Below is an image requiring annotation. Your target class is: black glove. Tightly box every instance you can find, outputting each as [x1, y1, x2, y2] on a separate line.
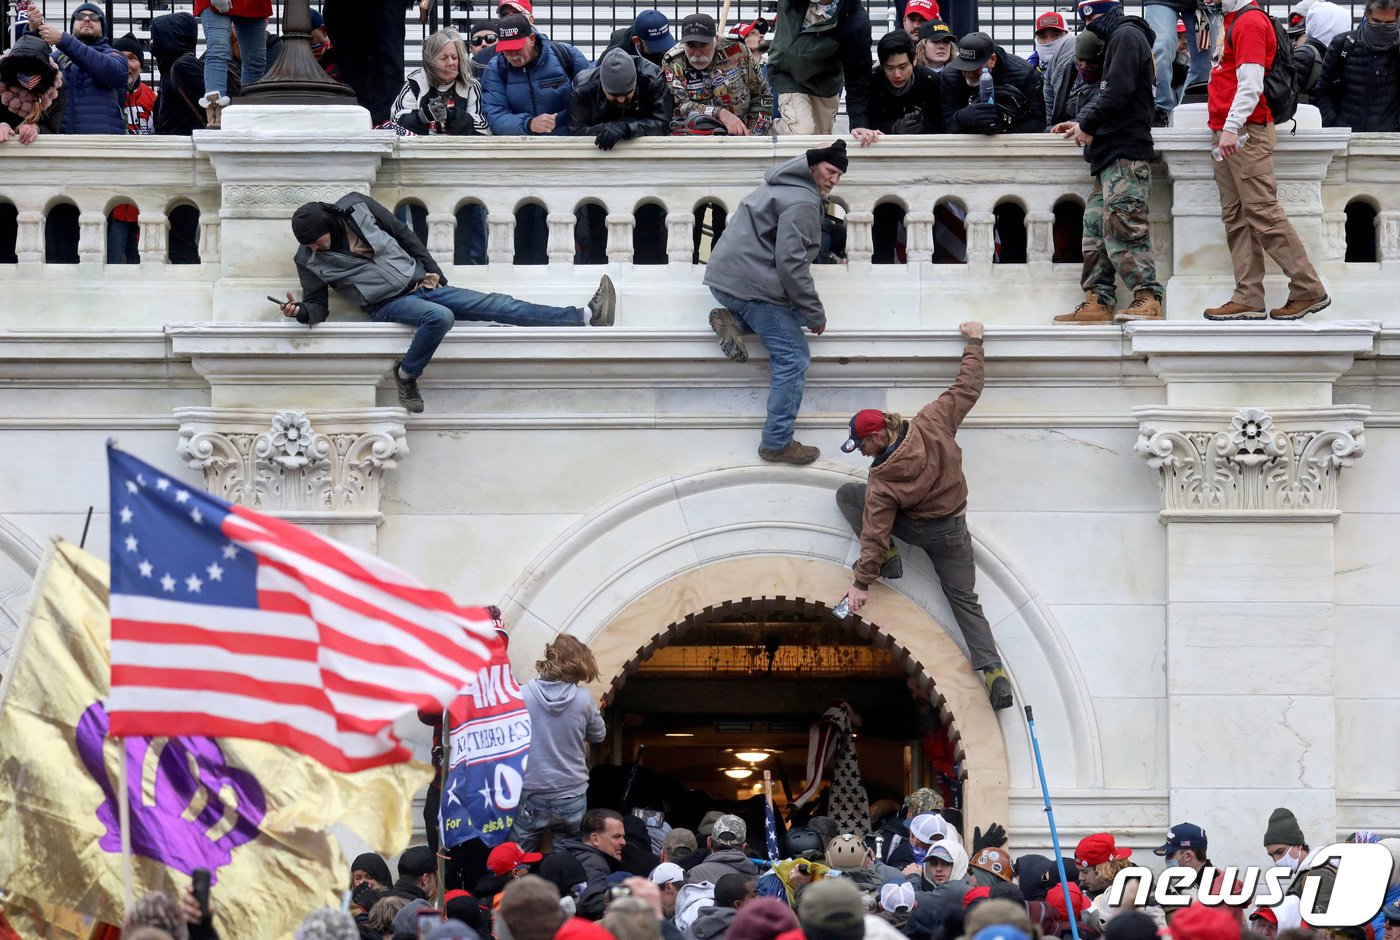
[959, 101, 1004, 135]
[891, 108, 925, 134]
[973, 822, 1008, 851]
[424, 96, 449, 130]
[594, 124, 628, 151]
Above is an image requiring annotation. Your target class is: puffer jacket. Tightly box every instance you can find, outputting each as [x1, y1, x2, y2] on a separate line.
[1316, 29, 1400, 131]
[150, 13, 207, 135]
[567, 55, 673, 138]
[767, 0, 871, 118]
[53, 4, 127, 134]
[941, 45, 1044, 133]
[560, 839, 619, 921]
[481, 32, 590, 135]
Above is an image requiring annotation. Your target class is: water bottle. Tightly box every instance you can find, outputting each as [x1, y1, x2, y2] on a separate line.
[832, 597, 851, 620]
[1211, 131, 1250, 162]
[977, 67, 995, 105]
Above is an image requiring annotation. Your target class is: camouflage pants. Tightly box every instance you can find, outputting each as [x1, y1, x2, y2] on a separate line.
[1081, 158, 1163, 304]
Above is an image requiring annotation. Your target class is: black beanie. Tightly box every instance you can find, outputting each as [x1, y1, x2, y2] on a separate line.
[291, 202, 337, 245]
[806, 139, 849, 173]
[113, 33, 145, 69]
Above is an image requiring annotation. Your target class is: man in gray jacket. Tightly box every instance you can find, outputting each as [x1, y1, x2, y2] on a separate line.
[703, 140, 848, 465]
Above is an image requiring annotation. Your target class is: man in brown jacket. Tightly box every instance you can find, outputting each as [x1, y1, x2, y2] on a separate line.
[834, 320, 1012, 710]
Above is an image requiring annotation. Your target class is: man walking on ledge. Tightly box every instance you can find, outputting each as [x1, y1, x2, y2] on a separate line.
[834, 320, 1013, 710]
[282, 192, 616, 414]
[704, 140, 848, 466]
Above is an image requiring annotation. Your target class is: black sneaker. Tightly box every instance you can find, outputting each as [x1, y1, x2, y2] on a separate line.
[395, 366, 424, 414]
[981, 666, 1013, 710]
[588, 275, 616, 326]
[1153, 107, 1170, 128]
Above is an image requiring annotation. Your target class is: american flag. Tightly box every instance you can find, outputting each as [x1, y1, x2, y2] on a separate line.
[105, 445, 503, 773]
[763, 773, 780, 863]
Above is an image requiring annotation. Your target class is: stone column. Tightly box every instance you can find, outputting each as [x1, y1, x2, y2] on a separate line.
[1129, 321, 1376, 867]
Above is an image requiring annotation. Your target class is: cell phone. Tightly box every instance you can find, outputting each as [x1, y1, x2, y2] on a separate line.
[267, 295, 290, 307]
[191, 868, 210, 920]
[631, 807, 665, 828]
[416, 908, 442, 940]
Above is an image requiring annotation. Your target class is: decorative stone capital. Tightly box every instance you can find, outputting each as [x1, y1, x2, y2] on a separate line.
[174, 407, 408, 524]
[1134, 405, 1368, 521]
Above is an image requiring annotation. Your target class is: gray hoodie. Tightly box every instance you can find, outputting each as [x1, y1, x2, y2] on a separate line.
[703, 155, 827, 330]
[686, 905, 739, 940]
[522, 679, 606, 798]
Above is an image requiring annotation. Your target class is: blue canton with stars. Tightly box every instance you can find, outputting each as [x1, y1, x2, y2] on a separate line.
[108, 447, 260, 608]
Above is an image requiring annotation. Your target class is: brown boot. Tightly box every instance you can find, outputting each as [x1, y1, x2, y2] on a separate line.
[1053, 293, 1115, 324]
[758, 441, 820, 465]
[1269, 294, 1331, 320]
[1115, 290, 1163, 322]
[1203, 300, 1266, 321]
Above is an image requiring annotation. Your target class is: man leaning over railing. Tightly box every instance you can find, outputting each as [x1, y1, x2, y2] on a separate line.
[568, 48, 673, 151]
[661, 13, 774, 136]
[481, 13, 589, 137]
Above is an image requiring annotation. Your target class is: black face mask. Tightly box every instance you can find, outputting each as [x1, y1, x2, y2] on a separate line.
[1360, 16, 1400, 50]
[1085, 5, 1123, 40]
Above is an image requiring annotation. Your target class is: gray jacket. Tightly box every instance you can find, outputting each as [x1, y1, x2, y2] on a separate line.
[685, 850, 759, 886]
[703, 155, 827, 329]
[521, 679, 606, 799]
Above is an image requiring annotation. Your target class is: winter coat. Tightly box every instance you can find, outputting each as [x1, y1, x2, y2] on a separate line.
[150, 13, 207, 135]
[392, 66, 490, 135]
[1316, 29, 1400, 131]
[767, 0, 871, 116]
[1293, 35, 1327, 98]
[54, 5, 127, 134]
[702, 154, 827, 328]
[561, 839, 620, 921]
[687, 906, 738, 940]
[567, 55, 673, 138]
[941, 47, 1044, 134]
[662, 37, 774, 133]
[864, 64, 943, 133]
[852, 341, 983, 587]
[1075, 10, 1158, 175]
[481, 33, 590, 135]
[686, 850, 760, 886]
[0, 46, 66, 135]
[1044, 43, 1099, 127]
[521, 679, 606, 798]
[193, 0, 271, 21]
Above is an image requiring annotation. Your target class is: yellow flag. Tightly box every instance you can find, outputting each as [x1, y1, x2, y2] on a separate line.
[0, 540, 432, 936]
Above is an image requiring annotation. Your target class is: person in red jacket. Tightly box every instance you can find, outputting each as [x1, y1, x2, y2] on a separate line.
[114, 34, 155, 134]
[194, 0, 269, 126]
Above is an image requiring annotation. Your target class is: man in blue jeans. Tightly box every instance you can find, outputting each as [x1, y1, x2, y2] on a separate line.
[283, 193, 616, 413]
[703, 140, 847, 465]
[1142, 0, 1214, 124]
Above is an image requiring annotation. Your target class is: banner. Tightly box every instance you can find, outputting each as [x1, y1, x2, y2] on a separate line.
[0, 540, 432, 937]
[441, 641, 530, 849]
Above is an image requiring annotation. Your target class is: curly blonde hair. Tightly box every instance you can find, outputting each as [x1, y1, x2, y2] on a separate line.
[536, 635, 600, 684]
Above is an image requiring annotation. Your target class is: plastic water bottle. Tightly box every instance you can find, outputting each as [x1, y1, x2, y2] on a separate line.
[1212, 131, 1249, 162]
[977, 67, 995, 104]
[831, 597, 851, 620]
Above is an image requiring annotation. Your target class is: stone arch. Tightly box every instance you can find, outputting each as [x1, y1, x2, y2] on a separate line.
[500, 465, 1103, 831]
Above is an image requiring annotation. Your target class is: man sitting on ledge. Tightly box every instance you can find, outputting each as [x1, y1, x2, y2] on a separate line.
[281, 193, 616, 414]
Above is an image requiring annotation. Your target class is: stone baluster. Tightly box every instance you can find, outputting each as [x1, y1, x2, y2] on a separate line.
[426, 212, 456, 261]
[845, 210, 874, 262]
[606, 213, 634, 264]
[1025, 210, 1054, 263]
[139, 212, 169, 265]
[1321, 211, 1347, 262]
[78, 211, 106, 265]
[1151, 219, 1172, 270]
[199, 212, 221, 263]
[966, 211, 997, 263]
[547, 211, 576, 264]
[1377, 209, 1400, 263]
[16, 210, 43, 264]
[905, 210, 935, 260]
[666, 211, 694, 265]
[487, 211, 515, 265]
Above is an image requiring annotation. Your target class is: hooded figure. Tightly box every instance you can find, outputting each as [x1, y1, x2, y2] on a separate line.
[1316, 2, 1400, 131]
[0, 34, 65, 140]
[50, 2, 127, 134]
[149, 13, 206, 135]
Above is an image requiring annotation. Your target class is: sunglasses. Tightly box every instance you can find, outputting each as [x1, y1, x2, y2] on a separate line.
[471, 33, 497, 46]
[73, 12, 103, 21]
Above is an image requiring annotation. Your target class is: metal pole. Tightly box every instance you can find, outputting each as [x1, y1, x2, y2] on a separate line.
[1025, 705, 1080, 940]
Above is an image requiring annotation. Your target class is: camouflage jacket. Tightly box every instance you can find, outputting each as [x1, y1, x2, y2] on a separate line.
[661, 37, 775, 133]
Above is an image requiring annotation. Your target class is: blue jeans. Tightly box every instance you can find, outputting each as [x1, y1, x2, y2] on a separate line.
[198, 8, 267, 93]
[107, 218, 139, 264]
[1144, 3, 1212, 113]
[374, 285, 584, 378]
[710, 288, 811, 451]
[511, 791, 587, 853]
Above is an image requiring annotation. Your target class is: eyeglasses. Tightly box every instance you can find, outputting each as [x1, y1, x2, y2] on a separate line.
[471, 34, 497, 46]
[73, 12, 102, 21]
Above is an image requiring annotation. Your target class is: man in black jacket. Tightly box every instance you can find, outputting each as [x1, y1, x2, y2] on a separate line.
[852, 30, 943, 144]
[568, 48, 673, 150]
[941, 33, 1045, 134]
[281, 193, 616, 413]
[562, 809, 626, 920]
[603, 9, 677, 66]
[1051, 0, 1164, 324]
[1316, 0, 1400, 131]
[149, 13, 205, 136]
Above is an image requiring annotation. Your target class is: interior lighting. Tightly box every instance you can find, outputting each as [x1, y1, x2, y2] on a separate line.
[722, 767, 755, 779]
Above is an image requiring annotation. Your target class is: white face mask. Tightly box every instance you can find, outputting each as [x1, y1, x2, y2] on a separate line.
[1271, 848, 1302, 874]
[1035, 33, 1072, 63]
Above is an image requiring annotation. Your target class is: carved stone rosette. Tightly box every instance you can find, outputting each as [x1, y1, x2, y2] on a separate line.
[1134, 406, 1368, 518]
[175, 407, 407, 518]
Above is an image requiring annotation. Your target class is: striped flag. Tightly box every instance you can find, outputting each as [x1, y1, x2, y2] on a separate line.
[763, 771, 780, 863]
[105, 445, 503, 772]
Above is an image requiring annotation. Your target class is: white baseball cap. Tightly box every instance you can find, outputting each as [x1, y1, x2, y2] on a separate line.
[650, 862, 685, 885]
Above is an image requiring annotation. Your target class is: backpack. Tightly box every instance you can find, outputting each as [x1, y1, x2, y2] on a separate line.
[549, 39, 579, 80]
[1225, 5, 1299, 123]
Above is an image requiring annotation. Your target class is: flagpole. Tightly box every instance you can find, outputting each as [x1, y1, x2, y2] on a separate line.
[117, 736, 134, 912]
[437, 706, 449, 912]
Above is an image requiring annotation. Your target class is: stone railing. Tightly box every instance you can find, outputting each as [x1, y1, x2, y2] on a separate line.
[3, 104, 1400, 327]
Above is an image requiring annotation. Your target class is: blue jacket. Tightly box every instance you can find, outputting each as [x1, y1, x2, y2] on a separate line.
[53, 5, 127, 134]
[481, 33, 590, 135]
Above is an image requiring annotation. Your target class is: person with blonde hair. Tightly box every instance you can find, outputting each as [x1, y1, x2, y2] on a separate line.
[392, 28, 489, 135]
[511, 635, 606, 852]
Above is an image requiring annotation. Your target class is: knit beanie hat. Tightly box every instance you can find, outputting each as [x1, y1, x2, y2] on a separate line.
[1264, 808, 1306, 846]
[1074, 30, 1104, 61]
[291, 202, 338, 245]
[806, 139, 849, 172]
[599, 48, 638, 94]
[353, 852, 394, 888]
[730, 898, 801, 940]
[113, 33, 145, 68]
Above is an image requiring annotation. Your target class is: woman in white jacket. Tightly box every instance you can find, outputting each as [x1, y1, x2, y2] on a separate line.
[391, 28, 490, 135]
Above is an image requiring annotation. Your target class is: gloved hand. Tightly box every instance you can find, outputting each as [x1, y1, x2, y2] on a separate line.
[425, 97, 448, 130]
[594, 124, 628, 151]
[959, 101, 1003, 135]
[973, 823, 1008, 851]
[891, 108, 925, 134]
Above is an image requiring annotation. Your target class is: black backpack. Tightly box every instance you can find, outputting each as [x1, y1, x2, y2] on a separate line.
[1225, 5, 1299, 124]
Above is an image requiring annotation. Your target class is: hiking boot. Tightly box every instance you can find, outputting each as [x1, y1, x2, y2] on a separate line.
[981, 666, 1014, 711]
[880, 551, 904, 581]
[1269, 294, 1331, 321]
[758, 441, 819, 465]
[587, 274, 616, 326]
[1203, 300, 1266, 321]
[1115, 291, 1163, 322]
[1053, 293, 1115, 324]
[710, 308, 749, 363]
[394, 365, 424, 414]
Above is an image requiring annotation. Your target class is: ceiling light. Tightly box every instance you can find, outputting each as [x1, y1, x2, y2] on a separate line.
[734, 751, 772, 763]
[723, 767, 754, 779]
[664, 733, 695, 738]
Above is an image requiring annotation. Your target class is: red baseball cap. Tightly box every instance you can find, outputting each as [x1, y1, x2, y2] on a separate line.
[497, 0, 533, 17]
[487, 841, 542, 876]
[905, 0, 940, 19]
[1171, 903, 1239, 940]
[841, 409, 886, 453]
[1046, 883, 1089, 920]
[1250, 908, 1279, 926]
[1034, 10, 1067, 31]
[1075, 833, 1132, 868]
